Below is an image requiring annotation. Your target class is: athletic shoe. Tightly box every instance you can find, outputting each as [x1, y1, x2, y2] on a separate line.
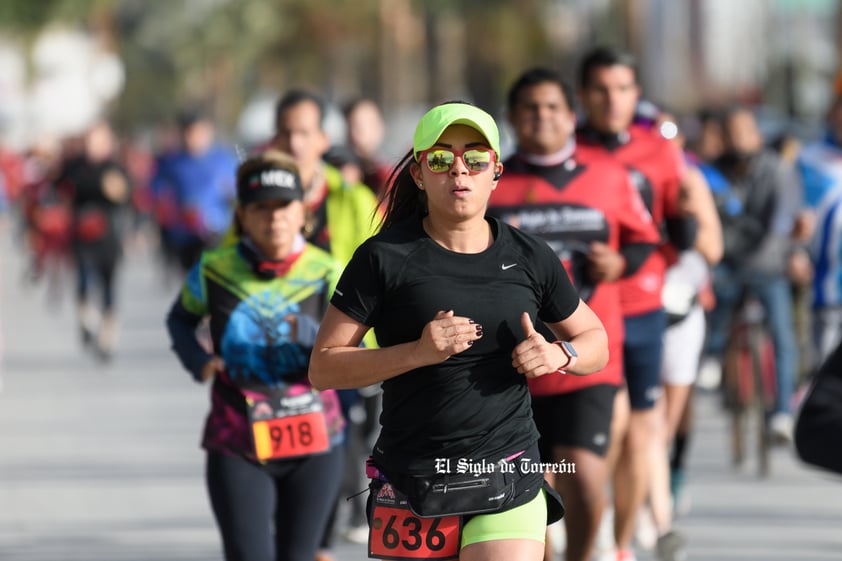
[634, 506, 657, 551]
[78, 303, 99, 348]
[80, 325, 94, 347]
[615, 548, 637, 561]
[95, 316, 119, 363]
[593, 506, 615, 558]
[696, 356, 722, 390]
[769, 412, 794, 444]
[656, 530, 687, 561]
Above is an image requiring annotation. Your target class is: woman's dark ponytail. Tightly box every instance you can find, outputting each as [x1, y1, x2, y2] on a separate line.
[377, 149, 426, 231]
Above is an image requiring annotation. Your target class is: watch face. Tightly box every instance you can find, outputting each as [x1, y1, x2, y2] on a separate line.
[561, 341, 578, 358]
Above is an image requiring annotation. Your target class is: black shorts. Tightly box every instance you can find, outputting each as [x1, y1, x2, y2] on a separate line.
[531, 384, 618, 458]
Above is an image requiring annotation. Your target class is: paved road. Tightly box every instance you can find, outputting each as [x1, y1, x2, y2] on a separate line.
[1, 234, 841, 561]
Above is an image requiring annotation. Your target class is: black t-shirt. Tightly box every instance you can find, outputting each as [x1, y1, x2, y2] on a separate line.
[331, 216, 579, 474]
[59, 156, 129, 252]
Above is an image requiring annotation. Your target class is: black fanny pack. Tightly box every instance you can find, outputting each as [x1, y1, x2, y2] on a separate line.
[400, 468, 515, 517]
[375, 443, 554, 519]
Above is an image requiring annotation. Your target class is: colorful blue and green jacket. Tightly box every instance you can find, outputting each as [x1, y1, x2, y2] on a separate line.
[166, 236, 345, 461]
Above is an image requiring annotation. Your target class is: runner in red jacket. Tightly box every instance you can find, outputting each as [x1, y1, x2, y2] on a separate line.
[488, 67, 659, 561]
[574, 46, 694, 561]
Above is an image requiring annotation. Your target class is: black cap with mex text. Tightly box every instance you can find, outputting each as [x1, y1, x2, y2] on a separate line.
[237, 164, 304, 205]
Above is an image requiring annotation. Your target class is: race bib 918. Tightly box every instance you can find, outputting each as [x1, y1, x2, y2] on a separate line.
[247, 389, 329, 461]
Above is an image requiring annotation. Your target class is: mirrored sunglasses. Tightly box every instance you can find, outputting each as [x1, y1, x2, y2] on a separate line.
[419, 147, 496, 174]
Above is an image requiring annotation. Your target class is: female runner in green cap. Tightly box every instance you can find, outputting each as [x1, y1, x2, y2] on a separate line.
[310, 102, 608, 561]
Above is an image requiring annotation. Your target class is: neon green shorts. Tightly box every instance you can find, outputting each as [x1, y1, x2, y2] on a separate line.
[461, 489, 547, 547]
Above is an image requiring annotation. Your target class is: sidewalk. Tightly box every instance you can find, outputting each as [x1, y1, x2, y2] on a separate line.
[1, 235, 841, 561]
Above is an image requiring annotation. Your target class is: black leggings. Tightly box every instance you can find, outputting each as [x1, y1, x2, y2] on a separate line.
[206, 447, 343, 561]
[76, 245, 119, 312]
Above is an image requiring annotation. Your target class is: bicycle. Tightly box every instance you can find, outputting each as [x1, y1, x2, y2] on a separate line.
[721, 291, 777, 477]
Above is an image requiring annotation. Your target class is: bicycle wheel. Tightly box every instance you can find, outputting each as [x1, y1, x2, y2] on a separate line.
[723, 324, 750, 467]
[749, 324, 771, 477]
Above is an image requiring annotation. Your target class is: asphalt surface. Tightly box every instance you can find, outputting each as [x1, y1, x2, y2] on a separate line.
[1, 232, 841, 561]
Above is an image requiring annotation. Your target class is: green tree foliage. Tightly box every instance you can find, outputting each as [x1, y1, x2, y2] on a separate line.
[0, 0, 65, 33]
[0, 0, 621, 136]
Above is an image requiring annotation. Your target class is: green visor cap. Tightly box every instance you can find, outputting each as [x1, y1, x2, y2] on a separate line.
[413, 103, 501, 161]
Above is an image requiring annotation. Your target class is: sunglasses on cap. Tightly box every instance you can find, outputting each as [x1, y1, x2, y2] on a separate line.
[418, 146, 496, 174]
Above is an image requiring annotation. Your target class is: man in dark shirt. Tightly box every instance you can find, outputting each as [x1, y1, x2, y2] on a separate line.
[701, 106, 800, 440]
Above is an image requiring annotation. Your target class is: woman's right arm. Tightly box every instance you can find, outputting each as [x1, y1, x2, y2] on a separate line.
[166, 298, 214, 383]
[309, 306, 483, 390]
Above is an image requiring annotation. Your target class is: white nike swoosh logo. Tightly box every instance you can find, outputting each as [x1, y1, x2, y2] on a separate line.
[501, 263, 517, 270]
[334, 289, 344, 296]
